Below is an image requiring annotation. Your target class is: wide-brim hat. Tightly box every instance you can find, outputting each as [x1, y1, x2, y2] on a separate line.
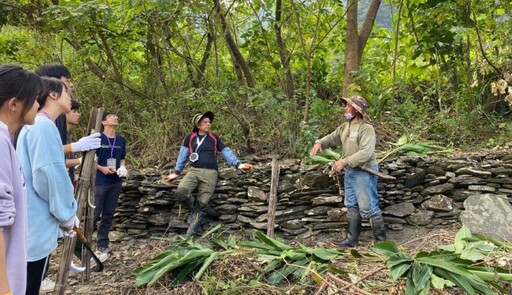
[192, 111, 214, 132]
[342, 95, 372, 120]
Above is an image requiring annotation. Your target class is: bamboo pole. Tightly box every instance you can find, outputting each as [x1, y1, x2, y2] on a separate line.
[54, 108, 103, 294]
[266, 158, 280, 238]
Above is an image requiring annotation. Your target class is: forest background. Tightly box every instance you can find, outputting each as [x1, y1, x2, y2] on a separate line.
[1, 0, 511, 167]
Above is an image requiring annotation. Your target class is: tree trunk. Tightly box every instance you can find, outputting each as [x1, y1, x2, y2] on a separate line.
[343, 0, 382, 96]
[213, 0, 255, 87]
[274, 0, 295, 98]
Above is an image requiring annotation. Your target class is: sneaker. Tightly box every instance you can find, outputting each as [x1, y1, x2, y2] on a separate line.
[40, 277, 55, 292]
[90, 252, 109, 267]
[69, 261, 86, 273]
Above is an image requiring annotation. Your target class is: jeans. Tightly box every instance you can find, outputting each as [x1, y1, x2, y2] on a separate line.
[94, 182, 122, 248]
[343, 165, 381, 219]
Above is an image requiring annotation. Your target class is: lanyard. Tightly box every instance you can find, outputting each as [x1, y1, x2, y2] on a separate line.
[195, 135, 207, 153]
[105, 134, 117, 158]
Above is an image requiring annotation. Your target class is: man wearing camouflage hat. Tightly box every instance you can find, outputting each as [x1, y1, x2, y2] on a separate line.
[310, 96, 386, 247]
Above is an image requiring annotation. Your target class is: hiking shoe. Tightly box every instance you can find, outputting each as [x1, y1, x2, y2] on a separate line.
[97, 247, 111, 254]
[40, 277, 55, 292]
[69, 261, 86, 273]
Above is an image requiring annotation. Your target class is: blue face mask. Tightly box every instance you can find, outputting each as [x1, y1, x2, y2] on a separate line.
[344, 112, 354, 120]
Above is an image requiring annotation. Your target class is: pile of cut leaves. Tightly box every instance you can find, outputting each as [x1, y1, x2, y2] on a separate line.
[134, 227, 347, 287]
[372, 225, 512, 294]
[134, 225, 512, 294]
[376, 134, 453, 161]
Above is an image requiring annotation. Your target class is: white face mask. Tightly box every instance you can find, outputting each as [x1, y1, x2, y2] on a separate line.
[344, 112, 354, 120]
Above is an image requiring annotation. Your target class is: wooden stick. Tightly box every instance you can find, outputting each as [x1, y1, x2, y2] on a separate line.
[327, 273, 374, 295]
[267, 158, 280, 238]
[54, 108, 103, 295]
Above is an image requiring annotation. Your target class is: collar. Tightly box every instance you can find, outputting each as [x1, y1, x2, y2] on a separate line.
[0, 121, 8, 131]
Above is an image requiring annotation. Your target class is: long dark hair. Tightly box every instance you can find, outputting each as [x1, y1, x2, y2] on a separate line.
[38, 76, 65, 110]
[0, 64, 42, 117]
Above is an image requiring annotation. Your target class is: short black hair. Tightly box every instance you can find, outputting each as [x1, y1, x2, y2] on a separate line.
[71, 100, 79, 110]
[102, 111, 114, 120]
[35, 63, 71, 79]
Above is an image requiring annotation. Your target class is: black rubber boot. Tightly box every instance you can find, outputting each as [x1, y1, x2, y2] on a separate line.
[334, 207, 362, 247]
[185, 211, 205, 237]
[370, 213, 387, 242]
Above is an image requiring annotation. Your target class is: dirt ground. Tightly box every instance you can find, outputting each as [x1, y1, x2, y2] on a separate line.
[39, 223, 476, 295]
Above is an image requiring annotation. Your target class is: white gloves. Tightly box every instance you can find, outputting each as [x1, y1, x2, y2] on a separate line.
[71, 132, 101, 152]
[237, 163, 254, 170]
[165, 172, 179, 182]
[117, 165, 128, 177]
[59, 216, 80, 238]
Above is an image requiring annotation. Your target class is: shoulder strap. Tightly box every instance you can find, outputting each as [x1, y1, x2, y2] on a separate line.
[188, 132, 197, 153]
[208, 132, 218, 155]
[189, 132, 218, 155]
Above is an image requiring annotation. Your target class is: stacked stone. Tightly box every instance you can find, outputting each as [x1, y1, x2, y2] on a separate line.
[111, 152, 512, 238]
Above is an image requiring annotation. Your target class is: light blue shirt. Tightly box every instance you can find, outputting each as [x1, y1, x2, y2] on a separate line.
[16, 115, 77, 261]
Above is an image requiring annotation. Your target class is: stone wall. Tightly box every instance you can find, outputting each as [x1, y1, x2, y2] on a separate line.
[113, 152, 512, 239]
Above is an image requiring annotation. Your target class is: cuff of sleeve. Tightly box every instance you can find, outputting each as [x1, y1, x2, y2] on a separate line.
[340, 159, 349, 167]
[235, 162, 241, 169]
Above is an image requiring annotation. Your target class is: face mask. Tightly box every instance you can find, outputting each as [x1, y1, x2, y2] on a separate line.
[344, 112, 354, 120]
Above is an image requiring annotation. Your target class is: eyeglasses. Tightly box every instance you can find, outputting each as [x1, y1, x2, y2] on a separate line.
[106, 114, 118, 120]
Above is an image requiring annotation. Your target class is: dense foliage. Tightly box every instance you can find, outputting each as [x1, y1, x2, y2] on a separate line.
[1, 0, 511, 166]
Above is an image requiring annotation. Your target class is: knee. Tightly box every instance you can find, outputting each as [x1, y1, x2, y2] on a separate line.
[359, 208, 373, 219]
[176, 187, 190, 199]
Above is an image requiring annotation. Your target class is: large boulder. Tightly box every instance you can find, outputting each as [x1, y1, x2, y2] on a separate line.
[460, 194, 512, 242]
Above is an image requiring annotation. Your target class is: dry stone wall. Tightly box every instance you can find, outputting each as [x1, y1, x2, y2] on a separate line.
[113, 152, 512, 239]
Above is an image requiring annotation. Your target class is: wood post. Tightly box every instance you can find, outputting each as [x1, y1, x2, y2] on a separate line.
[54, 108, 103, 294]
[267, 158, 280, 238]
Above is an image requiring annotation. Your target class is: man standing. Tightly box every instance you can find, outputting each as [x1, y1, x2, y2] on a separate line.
[165, 111, 253, 237]
[310, 96, 386, 247]
[94, 112, 127, 254]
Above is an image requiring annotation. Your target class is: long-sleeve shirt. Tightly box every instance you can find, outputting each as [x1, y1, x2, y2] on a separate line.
[16, 115, 77, 261]
[174, 132, 240, 173]
[317, 121, 377, 168]
[0, 122, 27, 295]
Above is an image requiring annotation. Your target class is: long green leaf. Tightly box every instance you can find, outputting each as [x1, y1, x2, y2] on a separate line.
[433, 268, 476, 295]
[371, 241, 401, 258]
[389, 262, 412, 282]
[430, 273, 455, 290]
[195, 252, 220, 279]
[172, 260, 200, 285]
[412, 263, 433, 291]
[254, 231, 293, 251]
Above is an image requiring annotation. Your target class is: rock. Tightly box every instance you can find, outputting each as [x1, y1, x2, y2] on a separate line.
[420, 183, 454, 196]
[311, 196, 343, 206]
[460, 194, 512, 242]
[407, 210, 434, 226]
[421, 195, 453, 212]
[247, 186, 267, 202]
[383, 202, 415, 217]
[454, 167, 492, 177]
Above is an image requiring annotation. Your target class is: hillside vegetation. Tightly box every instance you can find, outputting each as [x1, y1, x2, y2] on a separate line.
[1, 0, 511, 167]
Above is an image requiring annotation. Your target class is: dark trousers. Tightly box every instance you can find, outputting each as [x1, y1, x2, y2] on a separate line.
[26, 256, 48, 295]
[94, 182, 122, 248]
